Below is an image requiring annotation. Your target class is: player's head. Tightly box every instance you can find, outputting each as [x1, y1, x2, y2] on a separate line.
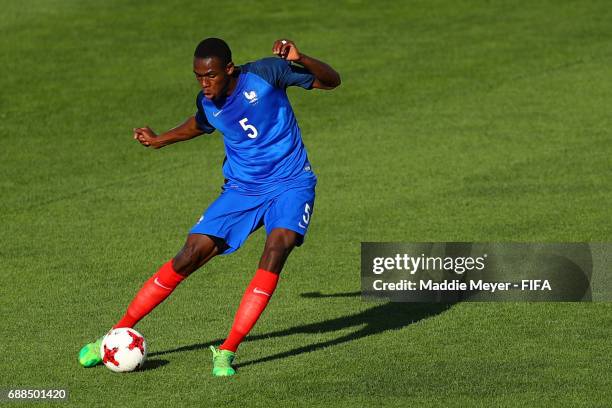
[193, 37, 235, 100]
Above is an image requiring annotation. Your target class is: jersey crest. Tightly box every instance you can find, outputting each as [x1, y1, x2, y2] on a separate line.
[243, 90, 258, 104]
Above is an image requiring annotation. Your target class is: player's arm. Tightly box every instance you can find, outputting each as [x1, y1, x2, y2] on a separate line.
[133, 116, 203, 149]
[272, 39, 341, 90]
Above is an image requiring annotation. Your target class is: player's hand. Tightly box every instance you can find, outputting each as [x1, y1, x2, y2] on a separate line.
[133, 126, 159, 148]
[272, 39, 301, 62]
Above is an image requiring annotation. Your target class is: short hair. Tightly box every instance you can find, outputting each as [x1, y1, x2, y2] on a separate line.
[194, 38, 232, 66]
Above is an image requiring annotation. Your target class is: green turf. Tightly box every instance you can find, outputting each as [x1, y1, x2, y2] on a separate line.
[1, 0, 611, 406]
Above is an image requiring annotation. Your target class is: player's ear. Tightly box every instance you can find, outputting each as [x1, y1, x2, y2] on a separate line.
[225, 62, 235, 75]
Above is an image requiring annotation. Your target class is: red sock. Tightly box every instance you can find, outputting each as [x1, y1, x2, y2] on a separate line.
[114, 260, 186, 328]
[220, 269, 279, 352]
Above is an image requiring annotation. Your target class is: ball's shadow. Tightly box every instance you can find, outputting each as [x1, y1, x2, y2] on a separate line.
[139, 359, 169, 371]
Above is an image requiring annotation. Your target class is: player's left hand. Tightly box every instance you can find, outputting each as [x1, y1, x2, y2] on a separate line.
[272, 39, 301, 62]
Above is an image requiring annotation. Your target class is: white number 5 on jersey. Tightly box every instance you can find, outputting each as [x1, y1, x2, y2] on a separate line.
[239, 117, 258, 139]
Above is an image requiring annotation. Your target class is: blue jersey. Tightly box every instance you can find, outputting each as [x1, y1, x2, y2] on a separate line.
[195, 57, 316, 193]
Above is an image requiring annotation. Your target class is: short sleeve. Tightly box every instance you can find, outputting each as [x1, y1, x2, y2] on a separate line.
[244, 57, 315, 90]
[195, 92, 216, 134]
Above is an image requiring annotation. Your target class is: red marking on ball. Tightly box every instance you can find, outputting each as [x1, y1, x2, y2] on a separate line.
[103, 345, 120, 366]
[127, 331, 145, 355]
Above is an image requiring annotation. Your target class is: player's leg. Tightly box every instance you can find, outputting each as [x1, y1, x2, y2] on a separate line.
[212, 228, 298, 376]
[81, 186, 266, 368]
[79, 234, 220, 367]
[225, 228, 299, 347]
[211, 185, 315, 376]
[258, 228, 300, 273]
[113, 233, 220, 329]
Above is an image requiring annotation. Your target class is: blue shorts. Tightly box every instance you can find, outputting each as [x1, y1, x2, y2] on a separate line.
[189, 181, 316, 255]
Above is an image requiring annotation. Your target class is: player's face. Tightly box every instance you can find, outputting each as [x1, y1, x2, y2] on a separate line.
[193, 57, 234, 100]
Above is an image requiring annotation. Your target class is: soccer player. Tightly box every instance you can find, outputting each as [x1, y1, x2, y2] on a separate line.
[78, 37, 340, 376]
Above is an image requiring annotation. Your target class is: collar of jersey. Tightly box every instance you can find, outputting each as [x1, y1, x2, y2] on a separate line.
[212, 68, 246, 109]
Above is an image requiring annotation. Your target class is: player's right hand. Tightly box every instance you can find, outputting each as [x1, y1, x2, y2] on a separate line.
[133, 126, 158, 148]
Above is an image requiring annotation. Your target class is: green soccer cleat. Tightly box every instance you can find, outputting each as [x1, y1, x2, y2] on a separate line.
[210, 346, 236, 377]
[78, 336, 105, 368]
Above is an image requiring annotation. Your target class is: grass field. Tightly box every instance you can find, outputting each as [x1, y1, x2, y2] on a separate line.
[1, 0, 611, 406]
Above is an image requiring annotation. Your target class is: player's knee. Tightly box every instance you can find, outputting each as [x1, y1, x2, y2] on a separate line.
[259, 230, 299, 273]
[173, 241, 211, 275]
[263, 237, 296, 259]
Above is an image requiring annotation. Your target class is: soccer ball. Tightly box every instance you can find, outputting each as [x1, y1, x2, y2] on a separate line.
[100, 328, 147, 372]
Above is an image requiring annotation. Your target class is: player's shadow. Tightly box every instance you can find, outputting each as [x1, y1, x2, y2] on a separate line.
[236, 292, 451, 369]
[149, 292, 453, 368]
